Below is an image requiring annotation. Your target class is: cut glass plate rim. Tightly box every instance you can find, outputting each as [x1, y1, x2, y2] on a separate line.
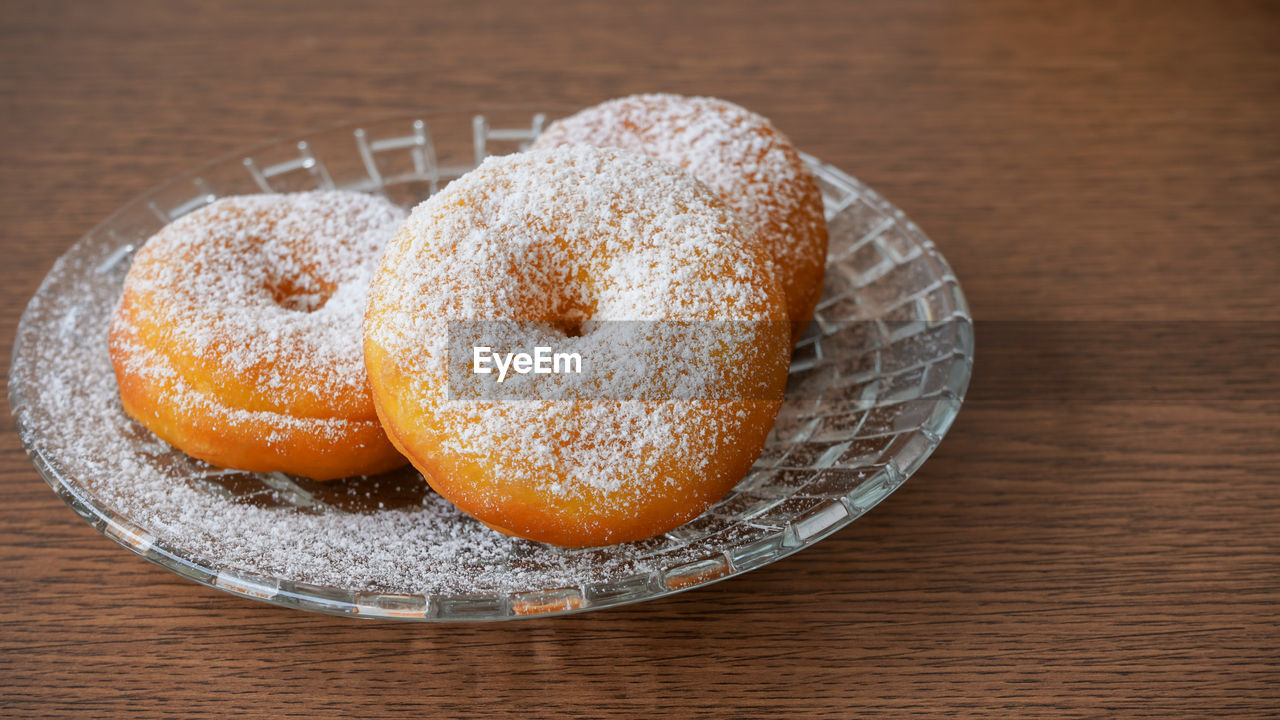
[9, 108, 974, 621]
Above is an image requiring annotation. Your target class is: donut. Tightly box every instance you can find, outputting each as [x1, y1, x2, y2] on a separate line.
[532, 94, 829, 341]
[363, 146, 791, 547]
[109, 191, 408, 481]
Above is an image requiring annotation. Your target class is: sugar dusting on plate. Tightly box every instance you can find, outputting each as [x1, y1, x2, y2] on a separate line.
[7, 116, 964, 609]
[10, 198, 769, 594]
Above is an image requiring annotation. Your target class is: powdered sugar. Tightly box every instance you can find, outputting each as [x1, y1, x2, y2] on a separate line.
[10, 170, 786, 591]
[11, 237, 766, 592]
[114, 191, 405, 419]
[533, 94, 828, 329]
[7, 110, 963, 607]
[365, 146, 789, 536]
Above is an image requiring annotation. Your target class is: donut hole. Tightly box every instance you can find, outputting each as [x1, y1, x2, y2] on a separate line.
[558, 317, 583, 338]
[518, 256, 596, 338]
[267, 277, 334, 314]
[528, 305, 589, 338]
[554, 314, 587, 339]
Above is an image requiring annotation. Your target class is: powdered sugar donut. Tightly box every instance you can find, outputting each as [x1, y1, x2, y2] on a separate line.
[364, 146, 791, 547]
[110, 191, 408, 481]
[533, 94, 829, 341]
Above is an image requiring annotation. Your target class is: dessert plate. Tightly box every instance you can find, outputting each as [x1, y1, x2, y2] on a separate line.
[9, 109, 973, 621]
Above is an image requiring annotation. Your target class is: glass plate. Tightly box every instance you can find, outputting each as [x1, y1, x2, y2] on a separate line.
[8, 109, 973, 621]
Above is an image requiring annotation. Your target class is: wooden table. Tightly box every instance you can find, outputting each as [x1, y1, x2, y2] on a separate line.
[2, 1, 1276, 717]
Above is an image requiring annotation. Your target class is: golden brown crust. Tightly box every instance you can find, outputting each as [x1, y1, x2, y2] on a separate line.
[108, 192, 407, 481]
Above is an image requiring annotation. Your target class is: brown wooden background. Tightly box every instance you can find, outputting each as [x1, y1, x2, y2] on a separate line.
[2, 1, 1277, 717]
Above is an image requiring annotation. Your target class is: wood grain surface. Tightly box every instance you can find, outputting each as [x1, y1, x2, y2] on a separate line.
[1, 1, 1277, 717]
